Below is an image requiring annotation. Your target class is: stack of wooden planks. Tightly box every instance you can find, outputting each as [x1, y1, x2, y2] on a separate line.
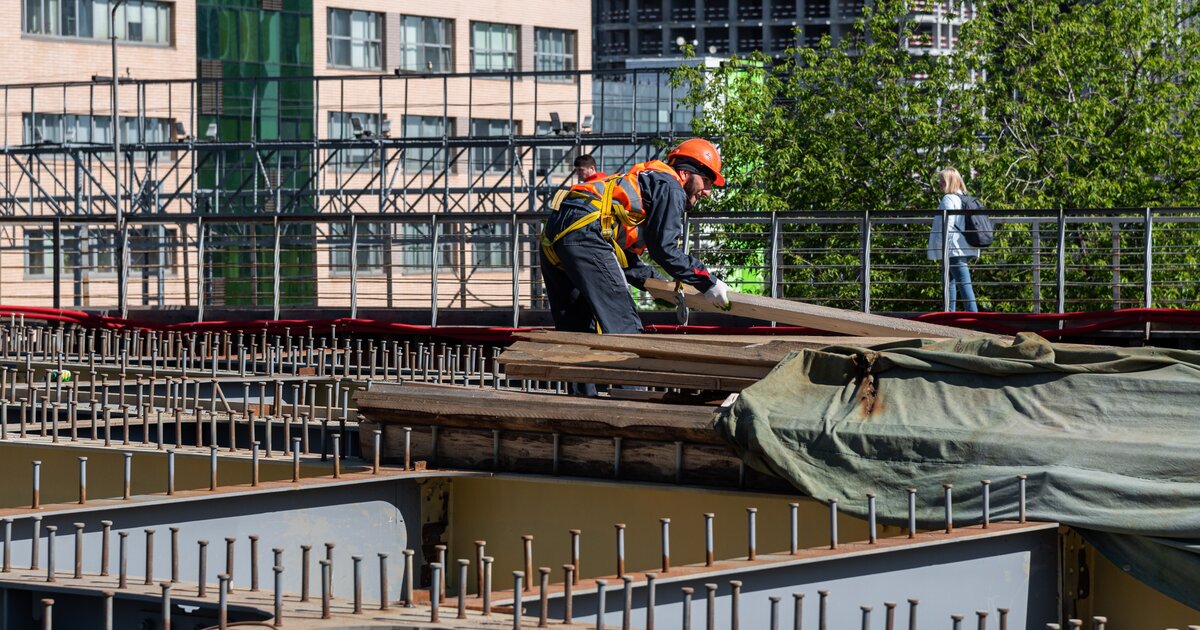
[356, 381, 791, 490]
[497, 330, 937, 393]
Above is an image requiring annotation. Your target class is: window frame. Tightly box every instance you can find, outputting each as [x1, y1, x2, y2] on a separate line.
[24, 228, 56, 279]
[326, 7, 384, 71]
[398, 15, 454, 73]
[469, 222, 513, 269]
[329, 222, 389, 276]
[534, 121, 574, 176]
[326, 111, 383, 171]
[534, 27, 577, 83]
[401, 114, 454, 174]
[470, 21, 519, 73]
[129, 226, 180, 277]
[23, 0, 171, 46]
[469, 118, 514, 174]
[22, 112, 174, 161]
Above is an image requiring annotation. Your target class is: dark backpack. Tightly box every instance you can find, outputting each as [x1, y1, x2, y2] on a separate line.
[956, 194, 994, 248]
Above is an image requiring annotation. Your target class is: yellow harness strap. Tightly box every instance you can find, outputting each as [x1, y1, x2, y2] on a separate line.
[540, 174, 629, 269]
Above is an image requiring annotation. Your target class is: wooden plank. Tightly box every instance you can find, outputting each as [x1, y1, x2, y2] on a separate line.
[355, 383, 724, 444]
[364, 421, 791, 490]
[512, 330, 788, 367]
[641, 277, 987, 339]
[641, 334, 929, 346]
[502, 361, 759, 392]
[500, 341, 771, 380]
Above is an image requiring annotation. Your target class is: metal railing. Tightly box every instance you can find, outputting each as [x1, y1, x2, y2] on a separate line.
[1, 207, 1196, 321]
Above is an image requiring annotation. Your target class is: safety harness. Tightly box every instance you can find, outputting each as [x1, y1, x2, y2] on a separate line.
[540, 161, 682, 269]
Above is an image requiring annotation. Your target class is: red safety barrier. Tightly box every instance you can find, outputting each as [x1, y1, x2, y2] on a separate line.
[916, 308, 1200, 339]
[0, 304, 1194, 343]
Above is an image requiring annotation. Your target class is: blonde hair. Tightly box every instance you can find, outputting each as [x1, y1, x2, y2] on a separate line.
[937, 168, 967, 194]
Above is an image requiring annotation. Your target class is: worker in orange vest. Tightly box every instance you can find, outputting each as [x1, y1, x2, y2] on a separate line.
[540, 138, 731, 337]
[573, 154, 607, 183]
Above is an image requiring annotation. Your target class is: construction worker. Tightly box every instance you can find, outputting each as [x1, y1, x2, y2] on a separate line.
[539, 138, 731, 338]
[573, 154, 607, 183]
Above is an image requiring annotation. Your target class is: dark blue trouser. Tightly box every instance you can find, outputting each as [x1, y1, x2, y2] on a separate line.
[540, 227, 643, 336]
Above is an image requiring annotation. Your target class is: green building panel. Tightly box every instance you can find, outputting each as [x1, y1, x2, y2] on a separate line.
[196, 0, 316, 307]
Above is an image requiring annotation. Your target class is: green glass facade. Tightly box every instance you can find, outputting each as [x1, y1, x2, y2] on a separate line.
[196, 0, 316, 306]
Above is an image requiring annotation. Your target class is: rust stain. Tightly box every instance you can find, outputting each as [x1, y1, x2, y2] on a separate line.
[851, 351, 884, 418]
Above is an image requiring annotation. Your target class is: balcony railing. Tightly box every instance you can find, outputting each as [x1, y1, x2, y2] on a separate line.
[3, 208, 1195, 321]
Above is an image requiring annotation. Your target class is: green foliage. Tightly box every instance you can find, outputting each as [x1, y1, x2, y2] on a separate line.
[675, 0, 1200, 311]
[965, 0, 1200, 208]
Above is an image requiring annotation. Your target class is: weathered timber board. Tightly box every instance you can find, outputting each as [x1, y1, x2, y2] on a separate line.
[365, 417, 787, 490]
[501, 361, 760, 391]
[642, 277, 986, 338]
[513, 330, 789, 366]
[500, 341, 772, 380]
[355, 383, 723, 444]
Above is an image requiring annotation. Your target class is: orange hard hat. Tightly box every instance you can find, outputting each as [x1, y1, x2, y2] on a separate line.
[667, 138, 725, 187]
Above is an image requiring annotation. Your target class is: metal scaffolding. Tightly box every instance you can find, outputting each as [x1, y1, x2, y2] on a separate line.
[0, 68, 695, 218]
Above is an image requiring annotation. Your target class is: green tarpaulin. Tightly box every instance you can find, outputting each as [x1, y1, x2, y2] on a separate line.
[716, 333, 1200, 609]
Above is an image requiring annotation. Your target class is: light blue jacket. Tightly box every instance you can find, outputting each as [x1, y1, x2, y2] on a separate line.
[927, 193, 980, 260]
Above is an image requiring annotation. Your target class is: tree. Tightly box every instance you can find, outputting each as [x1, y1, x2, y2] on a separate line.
[676, 0, 983, 309]
[676, 0, 1200, 311]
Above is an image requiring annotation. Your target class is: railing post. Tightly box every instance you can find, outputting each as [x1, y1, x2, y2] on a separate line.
[348, 216, 358, 320]
[941, 207, 951, 312]
[511, 213, 520, 328]
[272, 217, 282, 321]
[119, 217, 130, 318]
[430, 215, 440, 328]
[861, 209, 871, 314]
[1056, 208, 1067, 315]
[768, 212, 780, 301]
[53, 218, 62, 310]
[1143, 207, 1153, 309]
[1031, 219, 1041, 314]
[196, 216, 205, 323]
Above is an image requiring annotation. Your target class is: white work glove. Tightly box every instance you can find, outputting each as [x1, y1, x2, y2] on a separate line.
[704, 279, 732, 311]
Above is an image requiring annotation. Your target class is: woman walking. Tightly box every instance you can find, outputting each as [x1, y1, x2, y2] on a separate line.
[926, 167, 979, 312]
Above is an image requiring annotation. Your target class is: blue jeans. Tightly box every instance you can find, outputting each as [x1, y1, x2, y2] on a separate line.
[949, 256, 978, 312]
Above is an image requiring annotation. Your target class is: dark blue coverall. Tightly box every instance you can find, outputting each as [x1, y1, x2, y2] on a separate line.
[538, 168, 716, 335]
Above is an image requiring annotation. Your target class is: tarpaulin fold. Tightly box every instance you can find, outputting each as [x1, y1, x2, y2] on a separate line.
[715, 332, 1200, 609]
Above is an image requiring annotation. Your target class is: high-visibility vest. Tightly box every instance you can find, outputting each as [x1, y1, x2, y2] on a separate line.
[541, 160, 684, 269]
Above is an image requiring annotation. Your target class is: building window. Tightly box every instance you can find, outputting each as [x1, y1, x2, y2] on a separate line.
[23, 113, 172, 159]
[24, 0, 171, 45]
[330, 222, 387, 274]
[327, 112, 382, 170]
[327, 8, 383, 70]
[89, 228, 118, 273]
[399, 15, 453, 73]
[131, 227, 179, 273]
[470, 223, 512, 268]
[535, 28, 576, 82]
[25, 229, 55, 278]
[402, 115, 451, 173]
[535, 121, 572, 176]
[470, 119, 512, 174]
[471, 21, 517, 72]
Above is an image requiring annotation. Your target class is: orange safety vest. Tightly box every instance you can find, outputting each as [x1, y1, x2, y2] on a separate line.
[541, 160, 685, 269]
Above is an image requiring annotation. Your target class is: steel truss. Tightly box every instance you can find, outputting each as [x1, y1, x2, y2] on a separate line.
[0, 68, 694, 219]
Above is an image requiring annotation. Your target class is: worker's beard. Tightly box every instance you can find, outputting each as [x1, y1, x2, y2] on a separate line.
[682, 175, 706, 210]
